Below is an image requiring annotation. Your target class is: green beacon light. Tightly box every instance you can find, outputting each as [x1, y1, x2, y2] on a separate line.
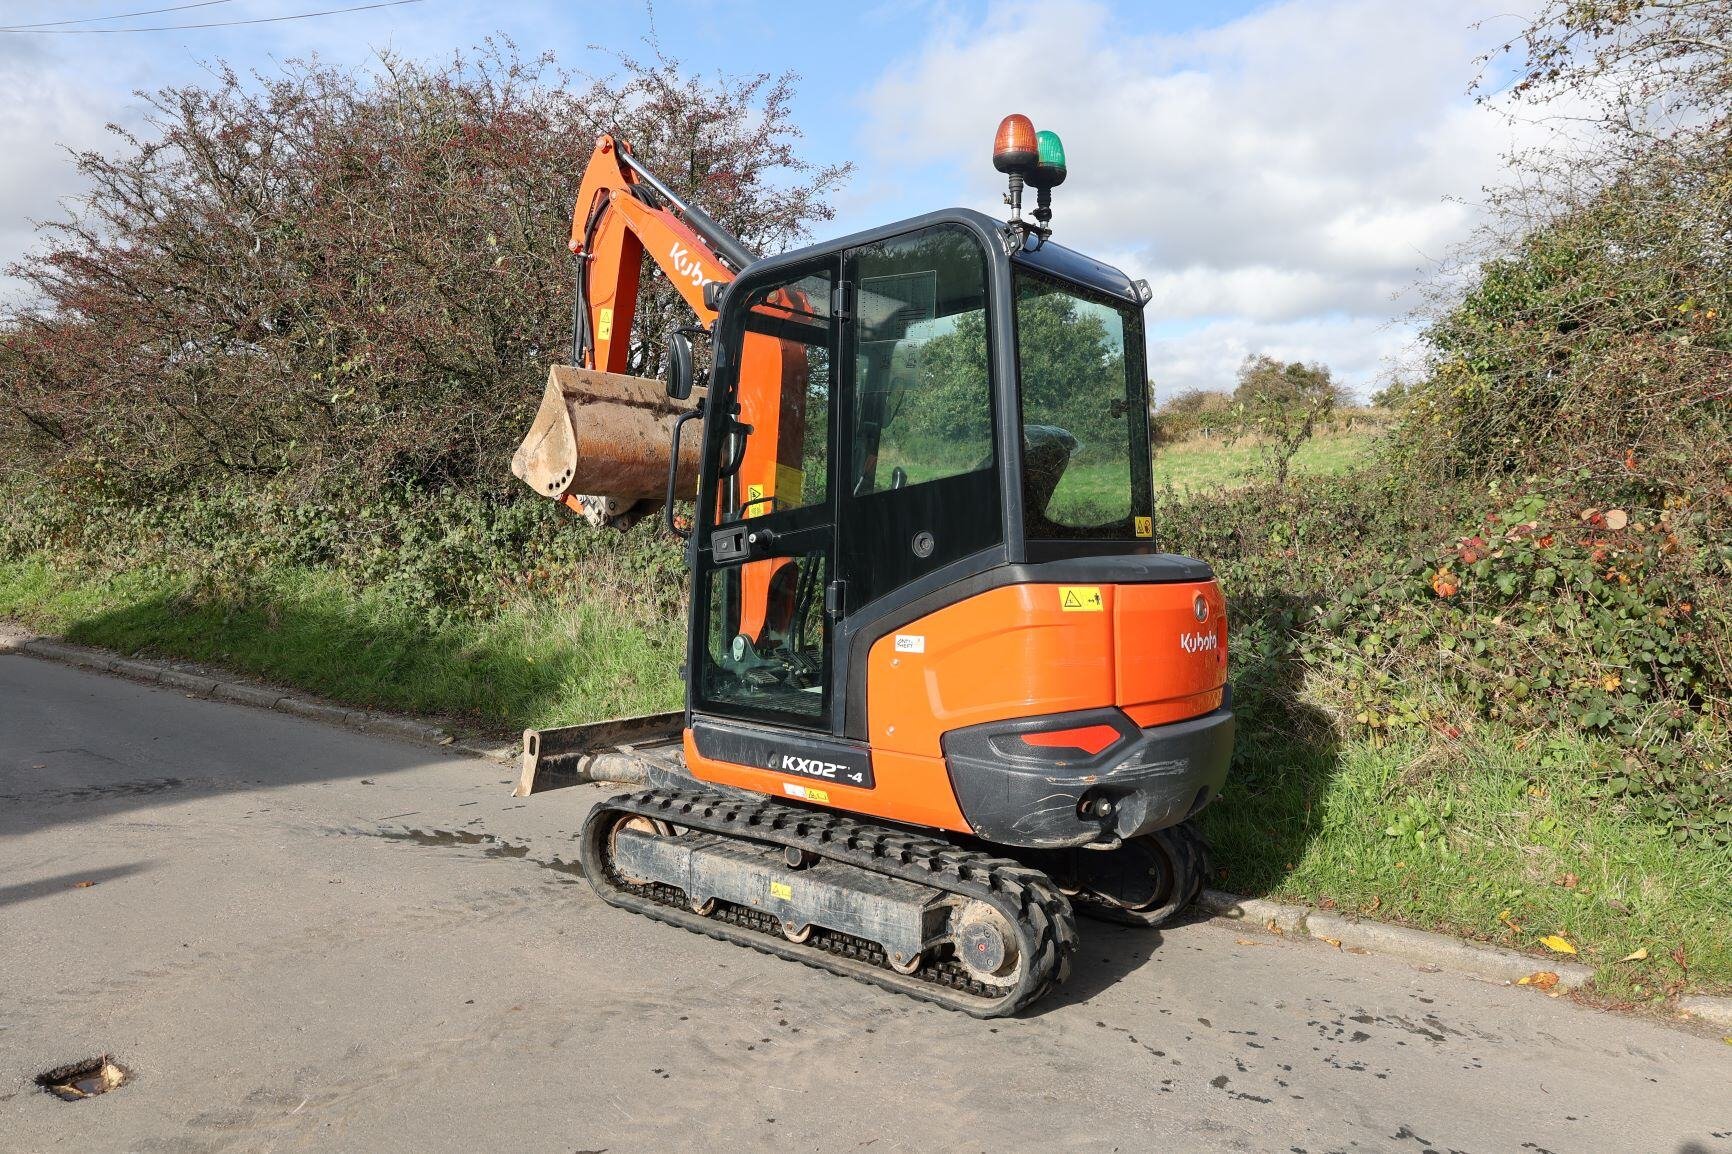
[1033, 130, 1067, 186]
[1029, 130, 1066, 230]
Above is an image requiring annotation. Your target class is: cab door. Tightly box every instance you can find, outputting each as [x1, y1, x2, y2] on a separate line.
[691, 260, 840, 732]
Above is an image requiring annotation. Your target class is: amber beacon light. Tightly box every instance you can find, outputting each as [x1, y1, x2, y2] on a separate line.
[993, 113, 1038, 175]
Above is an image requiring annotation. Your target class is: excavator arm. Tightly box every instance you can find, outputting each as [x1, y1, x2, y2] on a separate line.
[511, 134, 750, 527]
[565, 134, 745, 375]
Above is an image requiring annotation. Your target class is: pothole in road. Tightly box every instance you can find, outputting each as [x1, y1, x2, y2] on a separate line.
[36, 1056, 130, 1102]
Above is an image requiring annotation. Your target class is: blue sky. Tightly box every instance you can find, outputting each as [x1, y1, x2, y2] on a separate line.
[0, 0, 1541, 396]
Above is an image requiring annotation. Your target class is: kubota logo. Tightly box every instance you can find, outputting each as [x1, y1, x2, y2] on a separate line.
[669, 242, 713, 291]
[1180, 630, 1219, 655]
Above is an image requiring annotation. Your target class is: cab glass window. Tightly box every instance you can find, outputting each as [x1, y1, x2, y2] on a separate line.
[1015, 273, 1153, 539]
[849, 229, 993, 497]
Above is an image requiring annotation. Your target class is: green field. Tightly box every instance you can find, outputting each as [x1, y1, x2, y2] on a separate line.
[1154, 424, 1380, 492]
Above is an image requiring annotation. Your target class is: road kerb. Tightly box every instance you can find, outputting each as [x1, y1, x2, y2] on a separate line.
[1305, 911, 1596, 989]
[353, 712, 448, 742]
[455, 741, 518, 763]
[22, 638, 113, 670]
[1198, 889, 1310, 936]
[214, 682, 285, 710]
[158, 668, 220, 695]
[1677, 995, 1732, 1029]
[275, 697, 362, 726]
[110, 658, 166, 682]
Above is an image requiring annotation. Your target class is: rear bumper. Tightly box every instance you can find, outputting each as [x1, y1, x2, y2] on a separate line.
[942, 693, 1234, 849]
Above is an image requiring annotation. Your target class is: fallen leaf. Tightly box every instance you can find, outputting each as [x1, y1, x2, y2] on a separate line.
[1539, 934, 1578, 955]
[1518, 971, 1560, 990]
[437, 735, 455, 746]
[1318, 897, 1337, 910]
[72, 880, 96, 889]
[1266, 918, 1284, 936]
[1619, 948, 1649, 963]
[1498, 908, 1523, 932]
[1671, 946, 1689, 973]
[1319, 936, 1342, 949]
[1234, 938, 1268, 947]
[1604, 509, 1628, 531]
[1363, 895, 1382, 914]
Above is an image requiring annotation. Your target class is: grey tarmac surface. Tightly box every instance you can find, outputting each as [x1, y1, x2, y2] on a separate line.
[2, 651, 1729, 1154]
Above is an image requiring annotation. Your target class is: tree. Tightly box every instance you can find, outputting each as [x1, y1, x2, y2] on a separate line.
[0, 40, 849, 491]
[1405, 3, 1732, 499]
[1229, 355, 1343, 486]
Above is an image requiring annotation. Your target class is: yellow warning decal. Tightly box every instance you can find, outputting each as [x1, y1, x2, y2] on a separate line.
[745, 482, 765, 514]
[1134, 515, 1153, 538]
[781, 782, 830, 803]
[1059, 586, 1104, 612]
[804, 787, 829, 803]
[769, 881, 793, 900]
[597, 307, 613, 340]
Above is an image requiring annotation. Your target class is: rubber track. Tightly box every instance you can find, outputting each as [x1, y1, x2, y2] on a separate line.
[578, 787, 1080, 1018]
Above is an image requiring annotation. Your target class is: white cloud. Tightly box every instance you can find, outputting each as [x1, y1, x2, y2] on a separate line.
[0, 40, 134, 304]
[863, 0, 1544, 395]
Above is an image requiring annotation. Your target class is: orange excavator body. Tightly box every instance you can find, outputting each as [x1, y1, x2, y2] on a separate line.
[512, 122, 1234, 1015]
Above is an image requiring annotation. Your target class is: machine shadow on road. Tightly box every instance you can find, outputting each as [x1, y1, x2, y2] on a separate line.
[0, 653, 467, 841]
[0, 863, 156, 909]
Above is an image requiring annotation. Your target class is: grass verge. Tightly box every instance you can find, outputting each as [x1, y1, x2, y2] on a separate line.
[0, 555, 683, 731]
[5, 550, 1725, 1003]
[1208, 727, 1732, 1001]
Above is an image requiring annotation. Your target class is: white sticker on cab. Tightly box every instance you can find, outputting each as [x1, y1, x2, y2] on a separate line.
[893, 634, 925, 654]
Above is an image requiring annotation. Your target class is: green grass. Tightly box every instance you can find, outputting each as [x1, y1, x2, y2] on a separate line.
[0, 556, 682, 731]
[1155, 425, 1379, 492]
[1207, 726, 1732, 1000]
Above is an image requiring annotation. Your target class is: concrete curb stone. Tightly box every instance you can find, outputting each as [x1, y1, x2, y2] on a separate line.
[1198, 888, 1310, 935]
[353, 713, 447, 742]
[456, 741, 519, 763]
[23, 639, 113, 670]
[214, 682, 286, 710]
[158, 668, 220, 695]
[1678, 995, 1732, 1029]
[275, 697, 361, 726]
[1305, 910, 1596, 989]
[109, 658, 165, 682]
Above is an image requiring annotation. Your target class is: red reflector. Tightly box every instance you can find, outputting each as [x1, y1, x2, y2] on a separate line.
[1021, 724, 1121, 756]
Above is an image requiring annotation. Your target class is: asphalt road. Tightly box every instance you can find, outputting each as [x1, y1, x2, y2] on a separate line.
[2, 651, 1729, 1154]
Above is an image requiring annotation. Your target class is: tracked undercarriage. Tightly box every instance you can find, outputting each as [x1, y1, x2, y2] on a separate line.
[524, 721, 1209, 1017]
[582, 788, 1080, 1017]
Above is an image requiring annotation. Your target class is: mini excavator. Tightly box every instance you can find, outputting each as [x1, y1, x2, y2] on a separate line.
[510, 116, 1233, 1017]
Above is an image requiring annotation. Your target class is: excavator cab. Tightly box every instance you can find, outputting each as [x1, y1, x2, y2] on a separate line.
[514, 117, 1232, 1017]
[695, 216, 1152, 714]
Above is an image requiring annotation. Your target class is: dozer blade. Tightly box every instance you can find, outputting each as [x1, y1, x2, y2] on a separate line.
[578, 787, 1080, 1018]
[510, 365, 702, 525]
[515, 712, 686, 797]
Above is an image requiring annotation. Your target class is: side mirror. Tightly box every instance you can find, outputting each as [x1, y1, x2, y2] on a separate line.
[665, 330, 695, 401]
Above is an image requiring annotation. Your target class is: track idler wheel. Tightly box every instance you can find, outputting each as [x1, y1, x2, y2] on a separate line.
[1073, 822, 1208, 928]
